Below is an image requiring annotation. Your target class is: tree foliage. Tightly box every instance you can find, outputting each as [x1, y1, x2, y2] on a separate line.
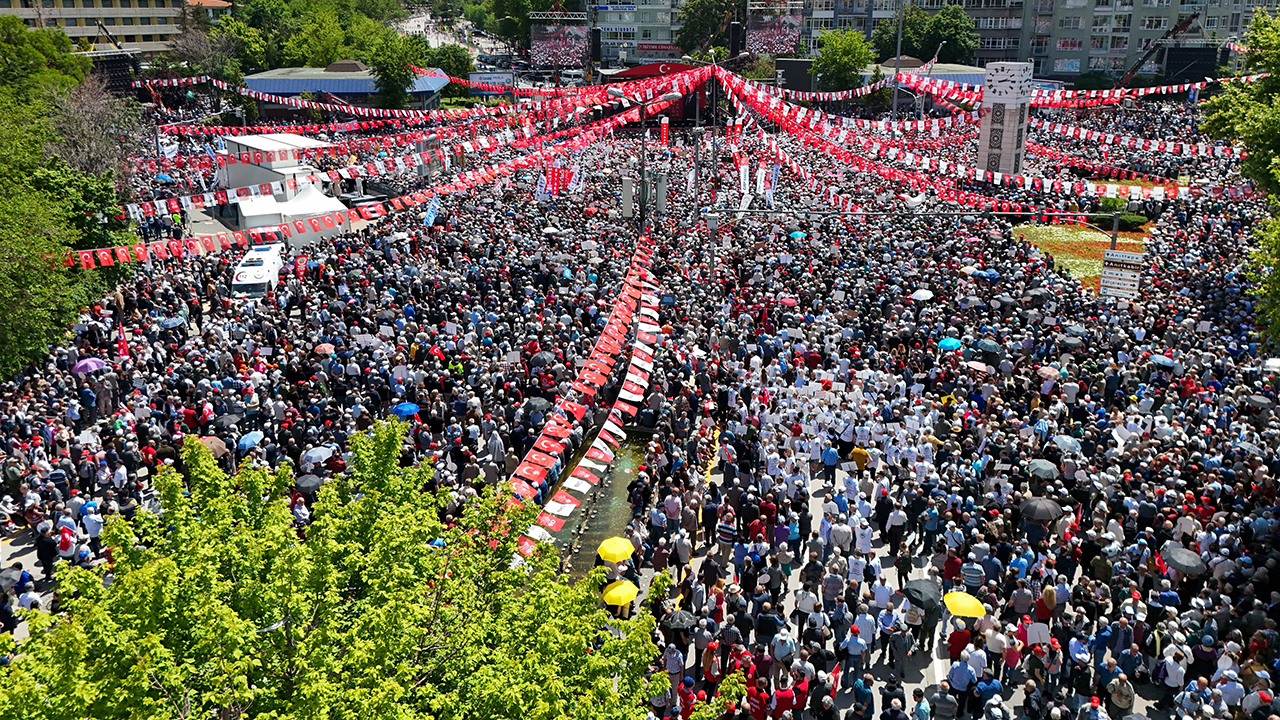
[921, 4, 978, 65]
[369, 33, 430, 108]
[0, 422, 663, 720]
[871, 3, 928, 63]
[1201, 11, 1280, 194]
[811, 29, 875, 91]
[0, 15, 92, 99]
[871, 2, 976, 64]
[0, 90, 103, 376]
[675, 0, 743, 53]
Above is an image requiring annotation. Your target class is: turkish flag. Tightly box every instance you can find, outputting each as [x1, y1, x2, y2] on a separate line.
[78, 250, 95, 269]
[132, 244, 148, 262]
[114, 246, 132, 264]
[95, 248, 114, 267]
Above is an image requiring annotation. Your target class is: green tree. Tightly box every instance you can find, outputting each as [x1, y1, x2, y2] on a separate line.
[0, 91, 102, 376]
[921, 4, 978, 64]
[1073, 69, 1115, 91]
[0, 15, 92, 99]
[464, 2, 492, 32]
[864, 64, 893, 110]
[0, 422, 664, 719]
[211, 17, 269, 73]
[1201, 11, 1280, 194]
[811, 28, 875, 91]
[426, 43, 476, 97]
[369, 33, 429, 108]
[675, 0, 743, 53]
[871, 3, 928, 61]
[282, 8, 346, 67]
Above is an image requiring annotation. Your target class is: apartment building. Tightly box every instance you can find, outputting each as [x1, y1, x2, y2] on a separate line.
[1027, 0, 1275, 79]
[796, 0, 1024, 64]
[0, 0, 183, 52]
[592, 1, 683, 64]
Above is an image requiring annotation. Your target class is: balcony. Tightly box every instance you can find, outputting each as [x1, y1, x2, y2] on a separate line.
[1034, 0, 1054, 9]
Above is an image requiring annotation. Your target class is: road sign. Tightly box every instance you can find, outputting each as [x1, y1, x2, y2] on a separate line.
[1103, 249, 1144, 264]
[1099, 285, 1139, 299]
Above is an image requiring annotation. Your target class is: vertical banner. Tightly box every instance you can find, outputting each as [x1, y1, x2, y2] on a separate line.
[755, 163, 766, 195]
[740, 162, 749, 195]
[296, 255, 307, 279]
[660, 116, 669, 145]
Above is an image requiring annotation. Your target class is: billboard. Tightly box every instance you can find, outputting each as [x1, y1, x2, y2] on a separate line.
[747, 13, 802, 55]
[531, 24, 591, 69]
[468, 72, 515, 96]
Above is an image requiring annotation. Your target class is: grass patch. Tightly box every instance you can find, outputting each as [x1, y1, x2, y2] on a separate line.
[1014, 223, 1146, 293]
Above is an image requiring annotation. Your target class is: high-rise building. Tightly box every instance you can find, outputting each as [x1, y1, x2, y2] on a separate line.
[0, 0, 183, 52]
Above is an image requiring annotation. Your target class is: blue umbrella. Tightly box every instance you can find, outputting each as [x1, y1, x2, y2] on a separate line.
[391, 402, 420, 417]
[938, 338, 962, 351]
[237, 430, 264, 451]
[789, 231, 807, 238]
[160, 317, 186, 329]
[155, 173, 172, 183]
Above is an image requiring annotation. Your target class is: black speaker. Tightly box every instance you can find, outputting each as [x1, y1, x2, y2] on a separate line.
[729, 21, 742, 56]
[592, 27, 602, 62]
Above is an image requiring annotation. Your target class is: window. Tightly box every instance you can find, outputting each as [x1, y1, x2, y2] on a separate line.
[1092, 14, 1112, 29]
[1058, 37, 1084, 49]
[1061, 0, 1087, 6]
[1142, 15, 1169, 27]
[1034, 16, 1051, 31]
[102, 16, 114, 23]
[976, 16, 1023, 28]
[0, 0, 12, 6]
[1089, 55, 1109, 68]
[1032, 36, 1049, 52]
[121, 0, 130, 5]
[808, 0, 835, 9]
[1142, 0, 1168, 5]
[62, 0, 74, 6]
[142, 34, 152, 40]
[83, 0, 94, 5]
[1090, 35, 1107, 48]
[1054, 58, 1082, 71]
[641, 28, 651, 39]
[103, 0, 113, 7]
[980, 37, 1019, 49]
[1111, 35, 1128, 48]
[1059, 15, 1083, 27]
[1114, 12, 1132, 25]
[156, 16, 167, 23]
[122, 16, 133, 23]
[1204, 14, 1217, 25]
[138, 0, 147, 5]
[139, 15, 149, 23]
[125, 34, 136, 41]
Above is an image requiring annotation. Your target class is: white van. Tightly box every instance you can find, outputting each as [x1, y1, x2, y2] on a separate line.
[230, 243, 284, 299]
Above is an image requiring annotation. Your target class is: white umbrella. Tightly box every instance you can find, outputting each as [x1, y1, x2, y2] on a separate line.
[302, 446, 334, 464]
[911, 289, 934, 301]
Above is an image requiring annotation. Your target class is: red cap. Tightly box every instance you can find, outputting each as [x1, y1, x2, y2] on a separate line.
[1091, 697, 1100, 708]
[1022, 615, 1032, 624]
[1132, 591, 1141, 599]
[851, 626, 860, 635]
[1260, 692, 1273, 704]
[1050, 638, 1061, 649]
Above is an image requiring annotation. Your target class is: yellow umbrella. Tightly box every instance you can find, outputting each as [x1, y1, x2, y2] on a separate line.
[597, 536, 634, 563]
[944, 591, 986, 618]
[602, 580, 640, 606]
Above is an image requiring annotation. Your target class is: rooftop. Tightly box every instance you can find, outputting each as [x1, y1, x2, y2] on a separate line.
[244, 63, 450, 96]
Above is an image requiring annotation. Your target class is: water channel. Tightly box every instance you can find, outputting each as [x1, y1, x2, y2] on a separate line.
[552, 437, 649, 582]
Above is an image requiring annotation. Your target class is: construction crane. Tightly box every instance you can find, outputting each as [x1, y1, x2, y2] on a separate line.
[1113, 11, 1199, 88]
[94, 19, 125, 51]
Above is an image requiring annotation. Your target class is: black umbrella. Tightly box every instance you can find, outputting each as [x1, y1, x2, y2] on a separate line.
[296, 474, 324, 494]
[902, 579, 941, 611]
[1161, 547, 1207, 576]
[1065, 325, 1089, 338]
[1247, 394, 1274, 409]
[1027, 459, 1060, 480]
[1060, 337, 1086, 349]
[974, 339, 1001, 353]
[376, 310, 397, 324]
[662, 610, 697, 630]
[523, 397, 552, 414]
[207, 414, 241, 431]
[1020, 496, 1064, 521]
[530, 351, 557, 368]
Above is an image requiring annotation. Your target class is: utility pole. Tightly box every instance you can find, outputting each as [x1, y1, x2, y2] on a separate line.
[1110, 210, 1120, 250]
[891, 1, 907, 120]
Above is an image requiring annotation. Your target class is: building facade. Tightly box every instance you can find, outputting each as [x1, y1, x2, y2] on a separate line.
[0, 0, 182, 52]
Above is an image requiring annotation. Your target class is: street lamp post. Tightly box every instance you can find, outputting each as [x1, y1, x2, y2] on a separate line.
[608, 87, 682, 231]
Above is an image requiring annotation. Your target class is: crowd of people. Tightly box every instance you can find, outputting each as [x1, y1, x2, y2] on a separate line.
[2, 70, 1278, 720]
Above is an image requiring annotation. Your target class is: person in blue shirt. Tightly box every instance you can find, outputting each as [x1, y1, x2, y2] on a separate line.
[973, 668, 1003, 708]
[841, 627, 869, 683]
[821, 442, 840, 485]
[921, 501, 940, 551]
[1156, 579, 1182, 609]
[948, 657, 977, 694]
